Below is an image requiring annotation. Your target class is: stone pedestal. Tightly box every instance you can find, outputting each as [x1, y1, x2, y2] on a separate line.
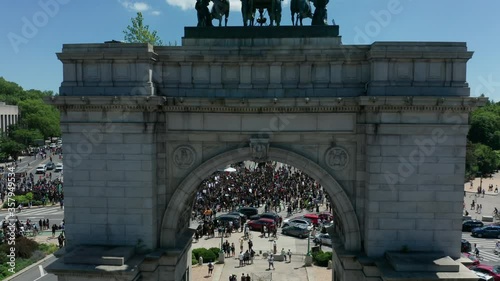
[46, 246, 142, 281]
[304, 255, 313, 266]
[218, 252, 225, 264]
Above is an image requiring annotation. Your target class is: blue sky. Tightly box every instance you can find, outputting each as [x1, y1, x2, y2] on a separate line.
[1, 0, 499, 101]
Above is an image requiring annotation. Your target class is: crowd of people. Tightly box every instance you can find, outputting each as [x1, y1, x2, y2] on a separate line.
[0, 145, 64, 244]
[193, 161, 328, 221]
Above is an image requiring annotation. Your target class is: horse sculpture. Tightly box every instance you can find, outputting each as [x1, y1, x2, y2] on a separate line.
[290, 0, 312, 26]
[241, 0, 255, 26]
[211, 0, 230, 26]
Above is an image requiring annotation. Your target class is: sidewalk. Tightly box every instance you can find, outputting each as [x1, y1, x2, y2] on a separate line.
[463, 173, 500, 196]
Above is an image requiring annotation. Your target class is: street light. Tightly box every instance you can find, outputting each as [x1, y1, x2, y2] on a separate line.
[220, 226, 225, 253]
[306, 230, 311, 256]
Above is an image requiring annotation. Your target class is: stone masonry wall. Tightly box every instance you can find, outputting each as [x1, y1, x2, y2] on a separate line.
[364, 110, 469, 257]
[62, 109, 158, 250]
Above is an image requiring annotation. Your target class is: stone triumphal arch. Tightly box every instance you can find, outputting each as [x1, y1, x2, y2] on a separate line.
[47, 26, 485, 281]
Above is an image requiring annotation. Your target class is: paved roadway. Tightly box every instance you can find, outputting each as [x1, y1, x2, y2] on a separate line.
[0, 206, 64, 228]
[8, 255, 57, 281]
[1, 152, 64, 281]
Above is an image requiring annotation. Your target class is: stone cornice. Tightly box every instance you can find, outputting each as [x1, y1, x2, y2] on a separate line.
[46, 96, 487, 110]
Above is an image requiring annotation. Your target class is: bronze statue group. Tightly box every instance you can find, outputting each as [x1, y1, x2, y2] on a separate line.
[195, 0, 330, 27]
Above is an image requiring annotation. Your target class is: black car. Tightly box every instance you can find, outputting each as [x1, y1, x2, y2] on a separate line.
[227, 212, 247, 223]
[216, 215, 240, 229]
[463, 220, 484, 232]
[461, 239, 472, 252]
[46, 162, 56, 170]
[236, 207, 258, 218]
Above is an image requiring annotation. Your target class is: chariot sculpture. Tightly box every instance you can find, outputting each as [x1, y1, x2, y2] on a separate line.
[195, 0, 329, 26]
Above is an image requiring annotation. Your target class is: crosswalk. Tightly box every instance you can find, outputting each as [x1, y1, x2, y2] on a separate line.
[0, 207, 63, 220]
[463, 235, 500, 263]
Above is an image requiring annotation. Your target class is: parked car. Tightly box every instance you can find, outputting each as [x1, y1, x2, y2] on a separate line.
[227, 212, 247, 223]
[281, 224, 310, 238]
[471, 226, 500, 238]
[259, 212, 282, 224]
[461, 252, 480, 266]
[217, 215, 240, 229]
[318, 211, 333, 223]
[35, 165, 46, 174]
[463, 220, 484, 232]
[55, 163, 63, 172]
[303, 213, 320, 226]
[236, 207, 258, 218]
[469, 265, 500, 281]
[461, 239, 472, 252]
[314, 233, 333, 246]
[247, 218, 276, 232]
[282, 217, 313, 229]
[46, 162, 55, 170]
[472, 271, 494, 281]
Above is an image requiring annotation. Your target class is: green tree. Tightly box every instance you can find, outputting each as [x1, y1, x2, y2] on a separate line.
[468, 102, 500, 150]
[0, 138, 25, 161]
[9, 127, 43, 147]
[474, 143, 499, 178]
[123, 12, 163, 45]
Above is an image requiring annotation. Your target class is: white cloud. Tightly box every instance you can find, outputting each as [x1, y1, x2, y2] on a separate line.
[133, 2, 151, 11]
[165, 0, 194, 11]
[119, 0, 151, 12]
[151, 10, 161, 16]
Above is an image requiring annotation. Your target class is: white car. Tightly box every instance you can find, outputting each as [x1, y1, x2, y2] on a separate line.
[55, 163, 63, 172]
[313, 233, 333, 246]
[35, 165, 46, 174]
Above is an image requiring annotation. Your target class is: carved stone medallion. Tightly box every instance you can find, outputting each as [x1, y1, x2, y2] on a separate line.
[325, 147, 349, 171]
[250, 138, 269, 162]
[173, 146, 196, 169]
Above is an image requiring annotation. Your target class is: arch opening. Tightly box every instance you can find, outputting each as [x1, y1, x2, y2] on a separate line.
[160, 147, 361, 252]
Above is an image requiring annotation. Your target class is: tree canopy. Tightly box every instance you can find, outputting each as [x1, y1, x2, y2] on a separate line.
[0, 77, 60, 160]
[123, 12, 163, 46]
[466, 100, 500, 180]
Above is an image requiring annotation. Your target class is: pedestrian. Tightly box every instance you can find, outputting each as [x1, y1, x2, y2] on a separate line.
[241, 273, 245, 281]
[239, 251, 244, 267]
[51, 224, 57, 237]
[208, 261, 214, 275]
[287, 249, 292, 262]
[483, 189, 486, 197]
[268, 254, 274, 270]
[246, 273, 251, 281]
[281, 248, 287, 262]
[58, 233, 65, 248]
[231, 243, 236, 257]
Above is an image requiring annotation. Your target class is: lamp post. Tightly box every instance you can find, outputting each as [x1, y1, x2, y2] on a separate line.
[304, 229, 313, 266]
[218, 226, 225, 263]
[306, 232, 311, 256]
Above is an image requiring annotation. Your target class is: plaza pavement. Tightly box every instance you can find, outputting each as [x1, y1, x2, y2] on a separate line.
[463, 172, 500, 221]
[190, 207, 333, 281]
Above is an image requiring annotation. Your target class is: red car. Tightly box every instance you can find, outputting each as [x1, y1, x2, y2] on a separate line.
[318, 212, 333, 222]
[461, 252, 480, 266]
[469, 265, 500, 281]
[247, 218, 276, 232]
